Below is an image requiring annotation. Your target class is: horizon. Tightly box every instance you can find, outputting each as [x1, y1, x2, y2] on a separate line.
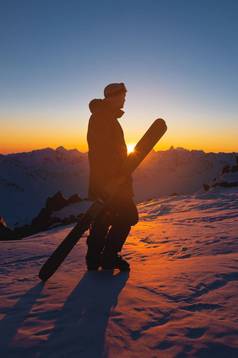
[1, 1, 238, 154]
[1, 144, 238, 157]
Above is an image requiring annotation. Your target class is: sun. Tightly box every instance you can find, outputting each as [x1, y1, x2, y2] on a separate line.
[127, 143, 136, 154]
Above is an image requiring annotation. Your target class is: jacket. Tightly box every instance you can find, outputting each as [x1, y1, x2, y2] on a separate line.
[87, 98, 133, 200]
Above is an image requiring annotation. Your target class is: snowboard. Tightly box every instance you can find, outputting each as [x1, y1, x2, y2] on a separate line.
[39, 118, 167, 281]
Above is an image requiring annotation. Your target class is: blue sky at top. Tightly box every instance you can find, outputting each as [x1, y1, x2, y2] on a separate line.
[0, 0, 238, 152]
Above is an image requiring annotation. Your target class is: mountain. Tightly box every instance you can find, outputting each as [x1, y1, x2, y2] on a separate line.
[133, 148, 238, 200]
[0, 147, 237, 227]
[0, 188, 237, 356]
[0, 147, 88, 227]
[203, 158, 238, 193]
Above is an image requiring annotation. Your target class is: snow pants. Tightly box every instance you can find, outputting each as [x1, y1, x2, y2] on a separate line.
[87, 196, 138, 257]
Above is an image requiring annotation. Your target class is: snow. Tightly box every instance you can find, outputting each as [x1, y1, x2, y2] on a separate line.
[1, 191, 238, 357]
[1, 147, 237, 227]
[52, 201, 93, 220]
[0, 148, 88, 227]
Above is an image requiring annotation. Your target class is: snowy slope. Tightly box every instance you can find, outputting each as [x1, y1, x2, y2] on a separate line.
[0, 147, 88, 227]
[133, 148, 237, 201]
[0, 191, 238, 357]
[205, 162, 238, 193]
[1, 147, 237, 227]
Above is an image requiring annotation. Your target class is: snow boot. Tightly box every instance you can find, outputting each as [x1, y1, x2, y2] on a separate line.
[86, 216, 110, 270]
[101, 253, 130, 271]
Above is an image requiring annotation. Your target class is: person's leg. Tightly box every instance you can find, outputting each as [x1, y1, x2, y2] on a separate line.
[103, 222, 131, 256]
[101, 196, 138, 270]
[86, 211, 110, 270]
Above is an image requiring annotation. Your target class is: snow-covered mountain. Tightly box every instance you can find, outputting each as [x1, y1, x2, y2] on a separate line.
[0, 147, 237, 227]
[203, 159, 238, 193]
[133, 148, 238, 200]
[0, 147, 88, 227]
[0, 189, 238, 357]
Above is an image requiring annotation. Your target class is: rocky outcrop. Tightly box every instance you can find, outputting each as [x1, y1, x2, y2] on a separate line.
[203, 158, 238, 191]
[0, 216, 14, 240]
[68, 194, 82, 204]
[45, 191, 68, 212]
[1, 192, 83, 240]
[32, 191, 82, 231]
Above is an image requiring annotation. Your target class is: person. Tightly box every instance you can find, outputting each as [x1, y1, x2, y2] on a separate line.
[86, 82, 138, 271]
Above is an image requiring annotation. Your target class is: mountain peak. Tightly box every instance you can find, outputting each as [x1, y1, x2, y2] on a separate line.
[56, 146, 66, 152]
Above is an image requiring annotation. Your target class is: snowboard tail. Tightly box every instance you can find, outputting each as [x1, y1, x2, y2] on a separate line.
[39, 118, 167, 281]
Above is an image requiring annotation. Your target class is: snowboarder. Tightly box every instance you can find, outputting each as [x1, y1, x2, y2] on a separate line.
[86, 82, 139, 271]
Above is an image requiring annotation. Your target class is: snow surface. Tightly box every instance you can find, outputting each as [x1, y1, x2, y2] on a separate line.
[52, 201, 93, 220]
[1, 191, 238, 357]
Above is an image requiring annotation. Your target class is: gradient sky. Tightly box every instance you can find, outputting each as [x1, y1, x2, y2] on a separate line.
[1, 0, 238, 154]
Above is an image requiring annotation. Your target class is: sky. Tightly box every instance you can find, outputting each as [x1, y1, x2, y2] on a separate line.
[0, 0, 238, 154]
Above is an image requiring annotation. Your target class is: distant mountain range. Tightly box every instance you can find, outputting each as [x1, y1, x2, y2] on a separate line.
[0, 146, 237, 227]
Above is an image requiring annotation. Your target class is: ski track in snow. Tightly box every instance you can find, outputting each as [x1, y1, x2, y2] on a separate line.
[0, 193, 238, 357]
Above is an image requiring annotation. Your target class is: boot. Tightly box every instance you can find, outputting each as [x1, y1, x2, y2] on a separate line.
[101, 253, 130, 271]
[100, 222, 131, 271]
[86, 216, 110, 270]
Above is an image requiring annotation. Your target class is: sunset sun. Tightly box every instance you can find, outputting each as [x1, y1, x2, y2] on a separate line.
[127, 143, 136, 154]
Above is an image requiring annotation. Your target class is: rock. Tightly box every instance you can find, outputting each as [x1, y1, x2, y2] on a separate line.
[45, 191, 67, 211]
[31, 207, 52, 230]
[213, 181, 238, 188]
[203, 184, 210, 191]
[222, 165, 230, 174]
[0, 216, 14, 240]
[31, 192, 82, 231]
[14, 224, 35, 239]
[31, 191, 67, 230]
[68, 194, 81, 204]
[3, 192, 83, 240]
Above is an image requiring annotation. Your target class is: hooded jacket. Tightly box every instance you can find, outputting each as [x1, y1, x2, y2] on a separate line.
[87, 98, 133, 200]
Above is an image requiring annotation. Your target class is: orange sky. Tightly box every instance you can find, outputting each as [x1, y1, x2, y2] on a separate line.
[0, 107, 238, 154]
[1, 124, 237, 154]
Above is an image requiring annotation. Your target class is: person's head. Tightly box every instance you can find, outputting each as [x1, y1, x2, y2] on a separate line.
[104, 82, 127, 109]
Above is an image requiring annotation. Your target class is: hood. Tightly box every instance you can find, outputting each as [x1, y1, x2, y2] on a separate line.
[89, 99, 105, 114]
[89, 98, 124, 118]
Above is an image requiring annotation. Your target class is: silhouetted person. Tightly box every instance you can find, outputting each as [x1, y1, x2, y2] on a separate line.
[86, 82, 138, 270]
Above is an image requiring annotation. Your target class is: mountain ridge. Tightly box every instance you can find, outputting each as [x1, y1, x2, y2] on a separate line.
[1, 147, 237, 227]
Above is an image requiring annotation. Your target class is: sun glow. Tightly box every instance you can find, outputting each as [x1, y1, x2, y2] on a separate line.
[127, 143, 136, 154]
